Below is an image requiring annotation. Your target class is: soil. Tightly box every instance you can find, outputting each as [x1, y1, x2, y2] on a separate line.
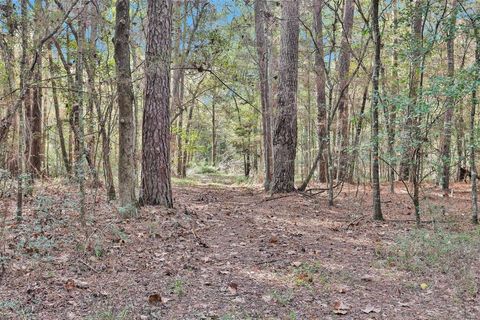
[0, 178, 479, 320]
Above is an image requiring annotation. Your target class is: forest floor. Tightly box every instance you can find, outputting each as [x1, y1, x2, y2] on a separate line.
[1, 175, 480, 320]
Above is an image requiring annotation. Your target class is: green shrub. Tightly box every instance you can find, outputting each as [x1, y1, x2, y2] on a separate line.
[194, 164, 218, 174]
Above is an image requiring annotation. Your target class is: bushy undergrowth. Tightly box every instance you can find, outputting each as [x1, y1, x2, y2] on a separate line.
[384, 227, 480, 298]
[194, 164, 218, 174]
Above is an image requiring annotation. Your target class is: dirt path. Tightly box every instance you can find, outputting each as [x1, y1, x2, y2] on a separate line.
[0, 181, 479, 319]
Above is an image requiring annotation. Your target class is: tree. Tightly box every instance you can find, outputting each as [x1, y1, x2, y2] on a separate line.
[297, 0, 328, 192]
[141, 0, 173, 208]
[29, 0, 43, 177]
[16, 0, 28, 221]
[387, 0, 399, 193]
[398, 0, 423, 184]
[440, 0, 457, 195]
[271, 0, 300, 193]
[48, 45, 71, 175]
[465, 5, 479, 224]
[336, 0, 354, 180]
[115, 0, 137, 210]
[405, 0, 423, 225]
[75, 0, 88, 226]
[314, 0, 328, 186]
[255, 0, 273, 191]
[371, 0, 383, 220]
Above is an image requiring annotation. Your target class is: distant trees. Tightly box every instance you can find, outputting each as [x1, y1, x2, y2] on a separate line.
[141, 0, 173, 207]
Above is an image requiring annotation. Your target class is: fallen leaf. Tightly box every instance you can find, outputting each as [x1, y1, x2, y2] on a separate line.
[65, 279, 76, 291]
[228, 282, 238, 295]
[420, 283, 428, 290]
[64, 278, 88, 290]
[269, 236, 279, 244]
[148, 293, 163, 305]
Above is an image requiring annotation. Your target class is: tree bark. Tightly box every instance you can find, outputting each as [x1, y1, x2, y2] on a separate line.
[371, 0, 383, 220]
[255, 0, 273, 191]
[336, 0, 354, 180]
[211, 101, 216, 167]
[141, 0, 173, 208]
[388, 0, 399, 193]
[408, 0, 423, 225]
[440, 0, 457, 194]
[115, 0, 137, 208]
[271, 0, 300, 193]
[29, 0, 45, 177]
[16, 0, 28, 221]
[470, 19, 479, 224]
[76, 1, 88, 226]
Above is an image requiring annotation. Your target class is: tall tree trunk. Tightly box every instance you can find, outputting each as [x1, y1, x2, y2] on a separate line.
[31, 59, 42, 176]
[16, 0, 28, 221]
[141, 0, 173, 208]
[336, 0, 354, 180]
[455, 110, 465, 180]
[440, 0, 457, 195]
[349, 79, 370, 180]
[98, 100, 116, 201]
[49, 46, 71, 175]
[181, 103, 195, 177]
[85, 9, 101, 186]
[83, 44, 114, 197]
[371, 0, 383, 220]
[271, 0, 299, 193]
[211, 101, 216, 167]
[30, 0, 43, 177]
[176, 74, 185, 175]
[470, 20, 479, 224]
[315, 0, 328, 184]
[76, 0, 88, 226]
[255, 0, 273, 191]
[115, 0, 137, 208]
[399, 0, 423, 183]
[407, 0, 423, 224]
[0, 13, 17, 169]
[297, 0, 327, 192]
[388, 0, 399, 193]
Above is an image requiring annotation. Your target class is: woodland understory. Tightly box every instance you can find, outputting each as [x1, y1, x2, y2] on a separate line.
[1, 178, 480, 320]
[1, 0, 480, 319]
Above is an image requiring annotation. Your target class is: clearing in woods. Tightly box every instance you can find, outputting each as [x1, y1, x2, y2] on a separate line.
[1, 176, 480, 319]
